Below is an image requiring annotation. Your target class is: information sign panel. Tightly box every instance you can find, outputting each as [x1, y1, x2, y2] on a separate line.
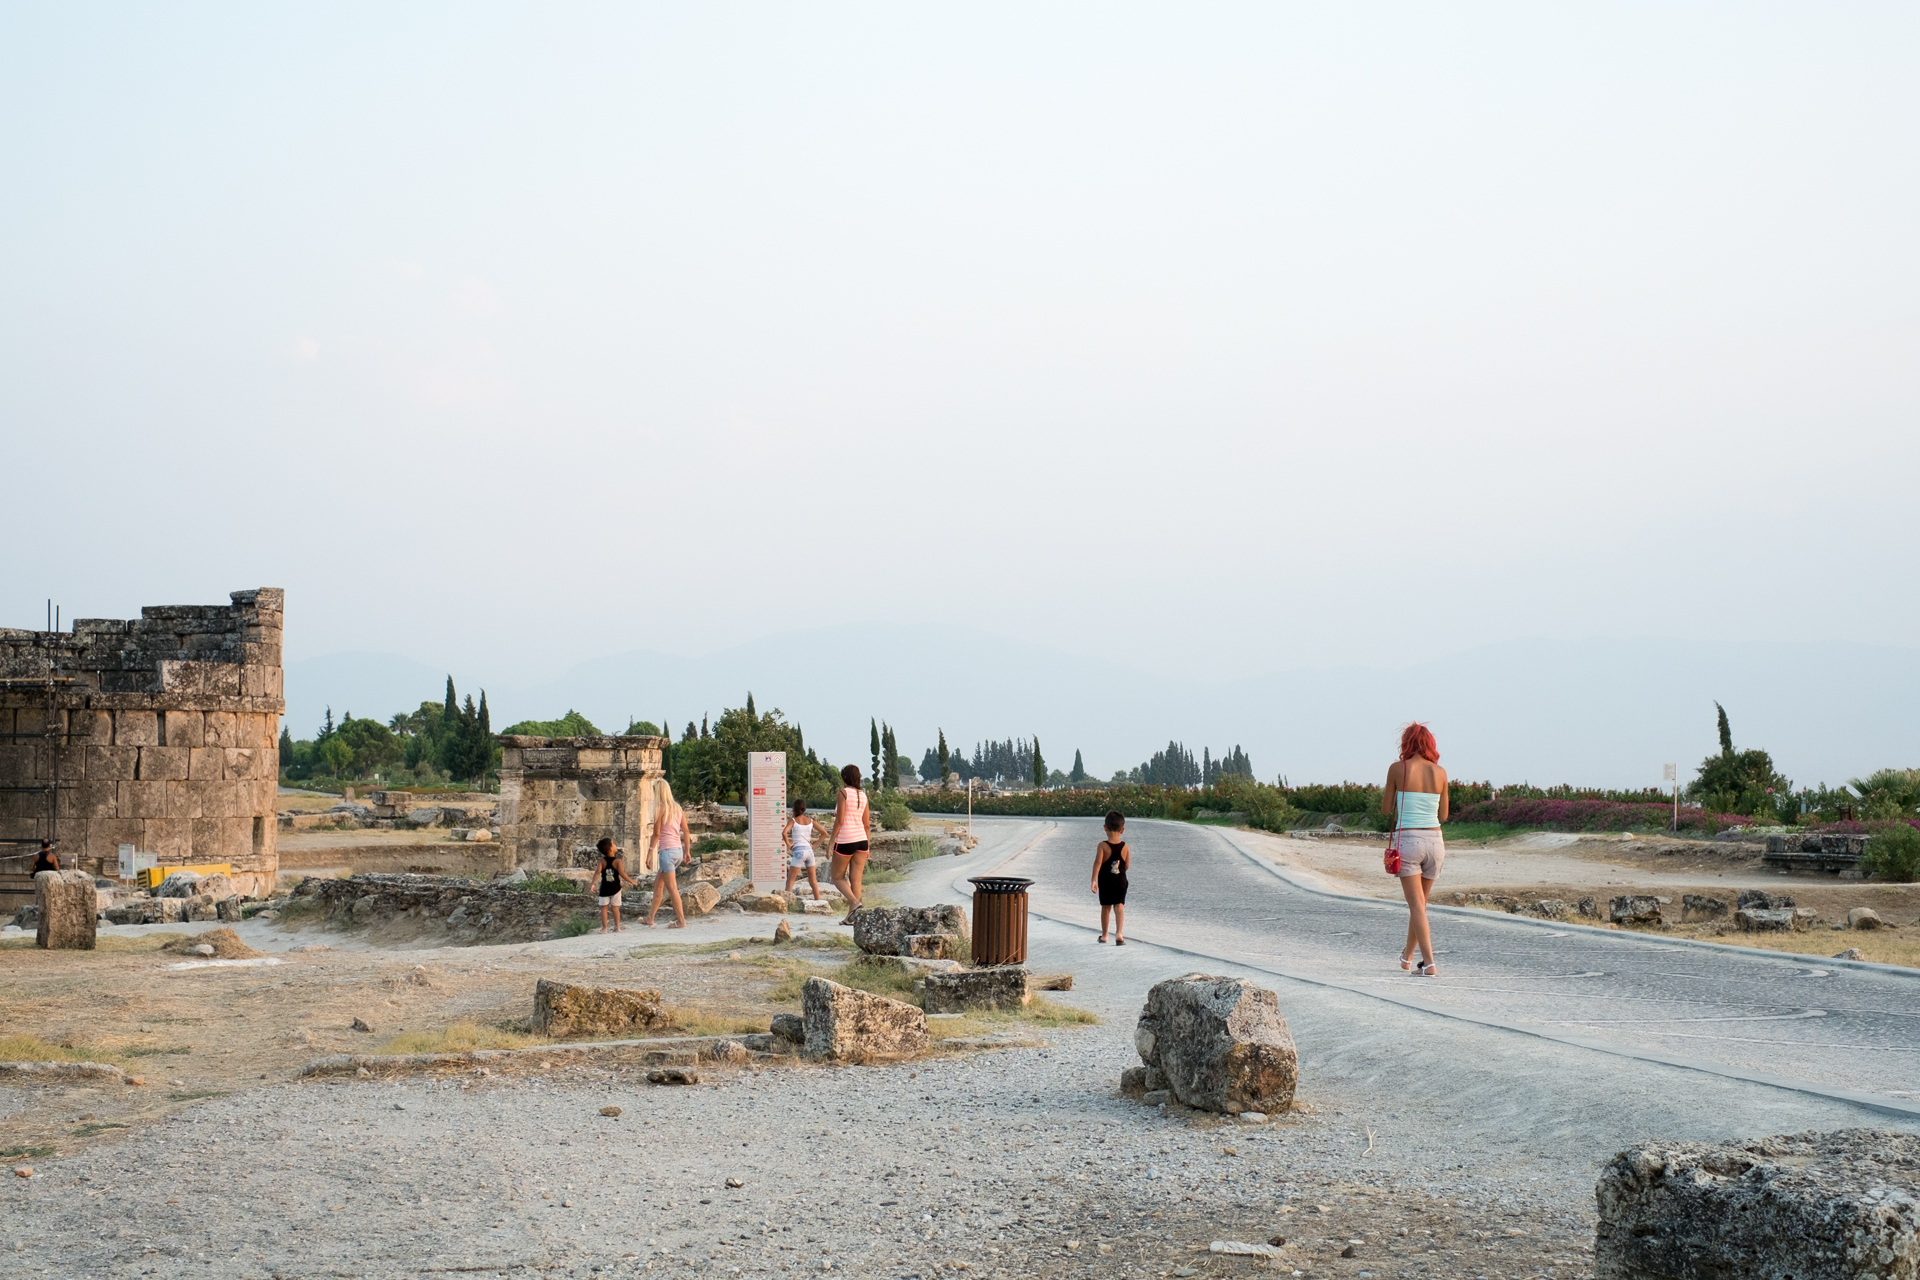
[747, 752, 788, 888]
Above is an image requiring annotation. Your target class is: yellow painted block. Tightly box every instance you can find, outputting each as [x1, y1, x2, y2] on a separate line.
[138, 863, 232, 890]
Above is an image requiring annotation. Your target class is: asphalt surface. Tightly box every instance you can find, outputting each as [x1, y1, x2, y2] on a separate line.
[961, 816, 1920, 1115]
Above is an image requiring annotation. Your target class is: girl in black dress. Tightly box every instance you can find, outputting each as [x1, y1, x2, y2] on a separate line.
[1090, 810, 1130, 945]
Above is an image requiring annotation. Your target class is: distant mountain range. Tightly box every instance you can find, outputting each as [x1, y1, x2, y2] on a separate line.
[285, 627, 1918, 792]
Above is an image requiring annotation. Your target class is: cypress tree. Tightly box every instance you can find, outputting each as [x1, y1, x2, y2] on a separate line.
[747, 691, 756, 719]
[279, 726, 295, 768]
[1070, 748, 1085, 783]
[1715, 702, 1733, 756]
[443, 676, 457, 724]
[938, 730, 950, 786]
[870, 719, 881, 792]
[1032, 737, 1045, 789]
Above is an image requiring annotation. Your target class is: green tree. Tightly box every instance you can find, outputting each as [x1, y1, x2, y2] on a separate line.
[882, 723, 897, 791]
[870, 719, 881, 793]
[746, 691, 755, 718]
[938, 730, 951, 787]
[1688, 703, 1788, 816]
[317, 736, 353, 776]
[279, 726, 295, 769]
[621, 719, 661, 736]
[1069, 749, 1086, 784]
[1032, 737, 1046, 789]
[501, 709, 600, 738]
[1716, 702, 1733, 756]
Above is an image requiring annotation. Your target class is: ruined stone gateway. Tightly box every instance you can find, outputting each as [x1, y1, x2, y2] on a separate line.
[496, 734, 671, 871]
[0, 588, 283, 898]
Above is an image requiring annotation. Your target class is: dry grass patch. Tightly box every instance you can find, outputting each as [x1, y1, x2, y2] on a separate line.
[1693, 929, 1920, 968]
[0, 1033, 122, 1063]
[378, 1020, 544, 1054]
[660, 1006, 768, 1037]
[0, 933, 182, 952]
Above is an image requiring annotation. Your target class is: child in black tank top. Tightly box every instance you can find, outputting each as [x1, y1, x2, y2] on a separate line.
[1089, 810, 1130, 945]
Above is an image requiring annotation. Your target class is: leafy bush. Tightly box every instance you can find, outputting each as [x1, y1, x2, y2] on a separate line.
[693, 833, 746, 855]
[1864, 823, 1920, 883]
[878, 795, 914, 831]
[907, 834, 939, 860]
[1448, 798, 1748, 833]
[519, 871, 583, 895]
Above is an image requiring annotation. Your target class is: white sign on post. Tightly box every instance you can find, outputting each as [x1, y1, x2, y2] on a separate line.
[747, 752, 788, 889]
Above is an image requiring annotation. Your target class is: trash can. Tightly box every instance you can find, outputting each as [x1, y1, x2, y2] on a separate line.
[968, 875, 1032, 966]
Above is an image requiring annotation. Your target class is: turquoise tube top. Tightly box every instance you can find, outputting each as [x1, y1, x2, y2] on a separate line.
[1396, 790, 1441, 828]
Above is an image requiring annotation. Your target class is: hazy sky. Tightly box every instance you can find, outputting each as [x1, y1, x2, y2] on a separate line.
[5, 5, 1917, 728]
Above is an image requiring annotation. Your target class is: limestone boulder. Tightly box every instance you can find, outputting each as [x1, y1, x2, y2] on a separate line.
[186, 895, 219, 923]
[1849, 907, 1887, 930]
[35, 871, 97, 950]
[923, 965, 1030, 1015]
[215, 895, 243, 922]
[1610, 895, 1664, 926]
[196, 872, 236, 900]
[1737, 888, 1795, 911]
[1681, 894, 1728, 921]
[1594, 1129, 1920, 1280]
[1134, 974, 1297, 1115]
[1736, 908, 1800, 933]
[155, 872, 203, 899]
[801, 976, 928, 1063]
[681, 882, 720, 917]
[737, 892, 789, 914]
[532, 979, 667, 1038]
[769, 1013, 805, 1044]
[905, 933, 956, 960]
[852, 905, 968, 956]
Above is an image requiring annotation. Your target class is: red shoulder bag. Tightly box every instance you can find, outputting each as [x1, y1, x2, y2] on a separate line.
[1383, 768, 1403, 876]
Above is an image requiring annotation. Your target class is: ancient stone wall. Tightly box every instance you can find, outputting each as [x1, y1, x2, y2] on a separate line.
[496, 734, 668, 871]
[0, 588, 283, 896]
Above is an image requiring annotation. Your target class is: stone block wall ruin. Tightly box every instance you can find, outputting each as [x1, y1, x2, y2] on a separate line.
[0, 588, 284, 897]
[497, 735, 669, 872]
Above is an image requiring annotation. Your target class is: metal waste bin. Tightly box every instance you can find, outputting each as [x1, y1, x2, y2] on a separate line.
[968, 875, 1032, 966]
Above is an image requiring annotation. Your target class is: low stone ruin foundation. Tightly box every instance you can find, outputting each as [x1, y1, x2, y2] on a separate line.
[0, 588, 283, 898]
[496, 734, 669, 872]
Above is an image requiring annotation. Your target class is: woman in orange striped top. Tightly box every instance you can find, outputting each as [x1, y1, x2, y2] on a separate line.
[830, 763, 872, 925]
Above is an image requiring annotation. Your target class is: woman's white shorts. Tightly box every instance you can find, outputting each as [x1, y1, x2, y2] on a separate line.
[1395, 828, 1445, 880]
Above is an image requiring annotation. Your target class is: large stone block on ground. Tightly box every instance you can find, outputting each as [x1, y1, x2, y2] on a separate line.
[532, 978, 667, 1037]
[801, 976, 928, 1063]
[680, 882, 720, 917]
[905, 933, 955, 959]
[1680, 894, 1727, 921]
[155, 872, 204, 899]
[1737, 888, 1795, 911]
[1611, 895, 1665, 926]
[852, 905, 968, 956]
[1134, 973, 1297, 1115]
[35, 871, 97, 950]
[1594, 1128, 1920, 1280]
[195, 872, 236, 900]
[922, 965, 1030, 1014]
[1735, 908, 1803, 933]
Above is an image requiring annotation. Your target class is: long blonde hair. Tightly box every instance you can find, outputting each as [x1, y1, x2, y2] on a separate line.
[651, 777, 682, 843]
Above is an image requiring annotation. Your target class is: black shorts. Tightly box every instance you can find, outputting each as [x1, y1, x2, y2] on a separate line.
[835, 840, 869, 856]
[1098, 875, 1128, 907]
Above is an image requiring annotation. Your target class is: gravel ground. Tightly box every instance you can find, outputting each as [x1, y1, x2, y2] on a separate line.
[6, 816, 1916, 1279]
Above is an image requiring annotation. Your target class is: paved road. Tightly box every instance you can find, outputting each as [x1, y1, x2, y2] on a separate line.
[973, 817, 1920, 1114]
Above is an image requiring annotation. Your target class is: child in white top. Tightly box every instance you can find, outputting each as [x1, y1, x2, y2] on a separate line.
[783, 798, 824, 901]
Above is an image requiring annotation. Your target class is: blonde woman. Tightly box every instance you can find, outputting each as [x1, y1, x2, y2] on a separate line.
[644, 777, 691, 928]
[830, 763, 871, 925]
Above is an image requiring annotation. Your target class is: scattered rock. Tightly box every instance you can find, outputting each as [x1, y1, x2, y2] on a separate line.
[800, 976, 928, 1063]
[1609, 895, 1664, 926]
[725, 1177, 745, 1189]
[531, 979, 667, 1037]
[922, 965, 1031, 1014]
[681, 882, 721, 918]
[186, 895, 220, 923]
[1134, 974, 1297, 1115]
[408, 966, 433, 987]
[769, 1014, 805, 1044]
[851, 905, 969, 957]
[1576, 896, 1600, 919]
[1209, 1240, 1286, 1259]
[127, 1075, 145, 1086]
[215, 895, 244, 922]
[1681, 894, 1729, 921]
[1833, 948, 1865, 961]
[351, 1018, 374, 1032]
[192, 944, 216, 957]
[35, 870, 98, 950]
[1737, 888, 1795, 911]
[772, 919, 792, 944]
[1119, 1065, 1148, 1098]
[1849, 907, 1886, 930]
[1142, 1089, 1171, 1106]
[1735, 908, 1802, 933]
[1030, 973, 1074, 991]
[1595, 1128, 1920, 1280]
[599, 1106, 622, 1117]
[196, 872, 236, 900]
[858, 955, 962, 977]
[1339, 1245, 1357, 1258]
[737, 892, 790, 914]
[154, 872, 204, 899]
[13, 1166, 31, 1179]
[647, 1068, 699, 1086]
[1236, 1111, 1268, 1124]
[160, 929, 261, 959]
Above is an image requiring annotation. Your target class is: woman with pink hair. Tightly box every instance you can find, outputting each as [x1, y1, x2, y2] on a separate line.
[1384, 723, 1449, 977]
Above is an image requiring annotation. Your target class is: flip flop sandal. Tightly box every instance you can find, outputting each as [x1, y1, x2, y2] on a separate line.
[1114, 938, 1127, 946]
